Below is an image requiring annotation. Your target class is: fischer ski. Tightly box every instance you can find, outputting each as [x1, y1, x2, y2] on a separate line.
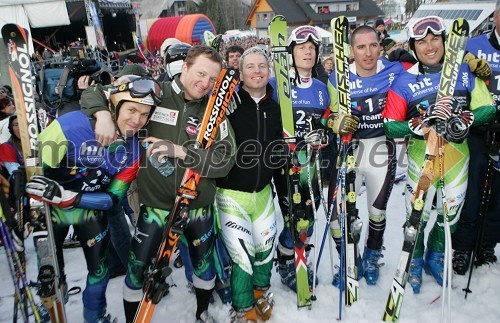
[2, 23, 67, 323]
[332, 16, 362, 312]
[382, 18, 469, 322]
[269, 14, 312, 309]
[133, 68, 238, 323]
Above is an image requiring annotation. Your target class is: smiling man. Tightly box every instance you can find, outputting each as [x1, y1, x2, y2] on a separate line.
[80, 46, 236, 322]
[25, 77, 159, 323]
[216, 46, 282, 322]
[383, 16, 496, 293]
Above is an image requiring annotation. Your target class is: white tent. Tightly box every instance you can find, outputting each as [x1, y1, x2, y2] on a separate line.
[0, 0, 70, 54]
[315, 26, 332, 43]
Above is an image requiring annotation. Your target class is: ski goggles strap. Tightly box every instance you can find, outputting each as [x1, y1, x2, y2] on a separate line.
[113, 77, 162, 103]
[291, 26, 321, 45]
[408, 16, 446, 40]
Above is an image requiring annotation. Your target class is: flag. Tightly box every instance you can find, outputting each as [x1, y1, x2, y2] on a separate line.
[133, 33, 147, 62]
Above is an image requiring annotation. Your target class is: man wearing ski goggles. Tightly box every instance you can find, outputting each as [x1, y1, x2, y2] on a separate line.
[111, 76, 162, 105]
[408, 16, 446, 40]
[406, 16, 491, 79]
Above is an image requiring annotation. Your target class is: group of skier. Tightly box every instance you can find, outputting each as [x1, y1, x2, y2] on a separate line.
[1, 7, 500, 323]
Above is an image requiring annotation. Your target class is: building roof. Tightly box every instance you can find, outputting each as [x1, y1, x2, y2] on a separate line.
[409, 1, 496, 34]
[252, 0, 384, 26]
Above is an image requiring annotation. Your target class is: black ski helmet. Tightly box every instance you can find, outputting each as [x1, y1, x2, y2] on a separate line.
[164, 42, 192, 64]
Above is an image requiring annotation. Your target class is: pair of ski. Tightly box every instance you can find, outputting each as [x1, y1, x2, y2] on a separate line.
[329, 17, 363, 320]
[383, 18, 469, 321]
[0, 192, 44, 322]
[2, 24, 67, 322]
[269, 15, 314, 309]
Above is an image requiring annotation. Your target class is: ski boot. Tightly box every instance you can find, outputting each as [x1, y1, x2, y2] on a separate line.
[331, 256, 363, 290]
[196, 310, 216, 323]
[215, 278, 231, 304]
[362, 247, 384, 285]
[254, 289, 274, 321]
[423, 249, 444, 286]
[230, 306, 258, 323]
[477, 245, 497, 266]
[276, 249, 297, 291]
[277, 249, 316, 292]
[408, 257, 424, 294]
[452, 249, 471, 275]
[96, 314, 118, 323]
[84, 311, 117, 323]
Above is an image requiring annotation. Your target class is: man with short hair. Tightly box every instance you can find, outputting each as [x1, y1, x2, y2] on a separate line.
[383, 16, 496, 293]
[81, 45, 236, 322]
[225, 45, 244, 70]
[327, 25, 404, 287]
[216, 46, 282, 322]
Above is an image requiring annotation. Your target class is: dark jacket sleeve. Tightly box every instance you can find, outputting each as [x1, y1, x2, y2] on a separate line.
[80, 84, 109, 117]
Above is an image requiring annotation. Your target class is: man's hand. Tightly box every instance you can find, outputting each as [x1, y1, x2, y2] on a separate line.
[303, 129, 329, 149]
[26, 176, 80, 209]
[423, 96, 474, 143]
[463, 52, 492, 80]
[94, 110, 116, 147]
[143, 137, 187, 161]
[327, 114, 359, 135]
[77, 75, 94, 90]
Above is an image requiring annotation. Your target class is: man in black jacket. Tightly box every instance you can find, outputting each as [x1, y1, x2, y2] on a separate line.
[215, 46, 282, 322]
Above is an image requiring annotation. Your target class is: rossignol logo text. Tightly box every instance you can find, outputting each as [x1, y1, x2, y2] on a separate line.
[203, 70, 237, 142]
[11, 40, 38, 158]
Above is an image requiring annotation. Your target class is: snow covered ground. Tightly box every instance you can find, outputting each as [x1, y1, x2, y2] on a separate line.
[1, 174, 500, 322]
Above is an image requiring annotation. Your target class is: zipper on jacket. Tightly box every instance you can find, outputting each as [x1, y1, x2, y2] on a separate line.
[255, 103, 262, 191]
[263, 111, 267, 142]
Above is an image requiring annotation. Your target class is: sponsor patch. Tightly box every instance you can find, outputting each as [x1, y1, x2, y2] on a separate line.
[185, 125, 197, 136]
[219, 119, 228, 139]
[150, 107, 178, 125]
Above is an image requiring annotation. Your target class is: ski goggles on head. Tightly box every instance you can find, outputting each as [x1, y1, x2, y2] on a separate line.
[408, 16, 446, 40]
[113, 77, 162, 103]
[290, 26, 321, 45]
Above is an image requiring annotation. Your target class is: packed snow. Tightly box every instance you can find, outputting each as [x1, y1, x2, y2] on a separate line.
[1, 161, 499, 322]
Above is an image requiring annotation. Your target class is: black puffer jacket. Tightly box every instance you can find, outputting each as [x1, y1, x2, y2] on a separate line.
[217, 83, 283, 192]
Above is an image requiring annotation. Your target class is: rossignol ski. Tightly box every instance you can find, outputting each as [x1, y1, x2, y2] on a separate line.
[133, 68, 238, 323]
[332, 16, 361, 314]
[2, 23, 68, 323]
[269, 14, 312, 309]
[382, 18, 469, 322]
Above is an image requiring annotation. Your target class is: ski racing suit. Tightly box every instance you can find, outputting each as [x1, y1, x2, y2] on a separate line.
[0, 140, 22, 176]
[270, 74, 330, 282]
[327, 59, 402, 264]
[452, 31, 500, 253]
[80, 76, 236, 321]
[216, 83, 282, 311]
[383, 62, 495, 283]
[38, 110, 140, 322]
